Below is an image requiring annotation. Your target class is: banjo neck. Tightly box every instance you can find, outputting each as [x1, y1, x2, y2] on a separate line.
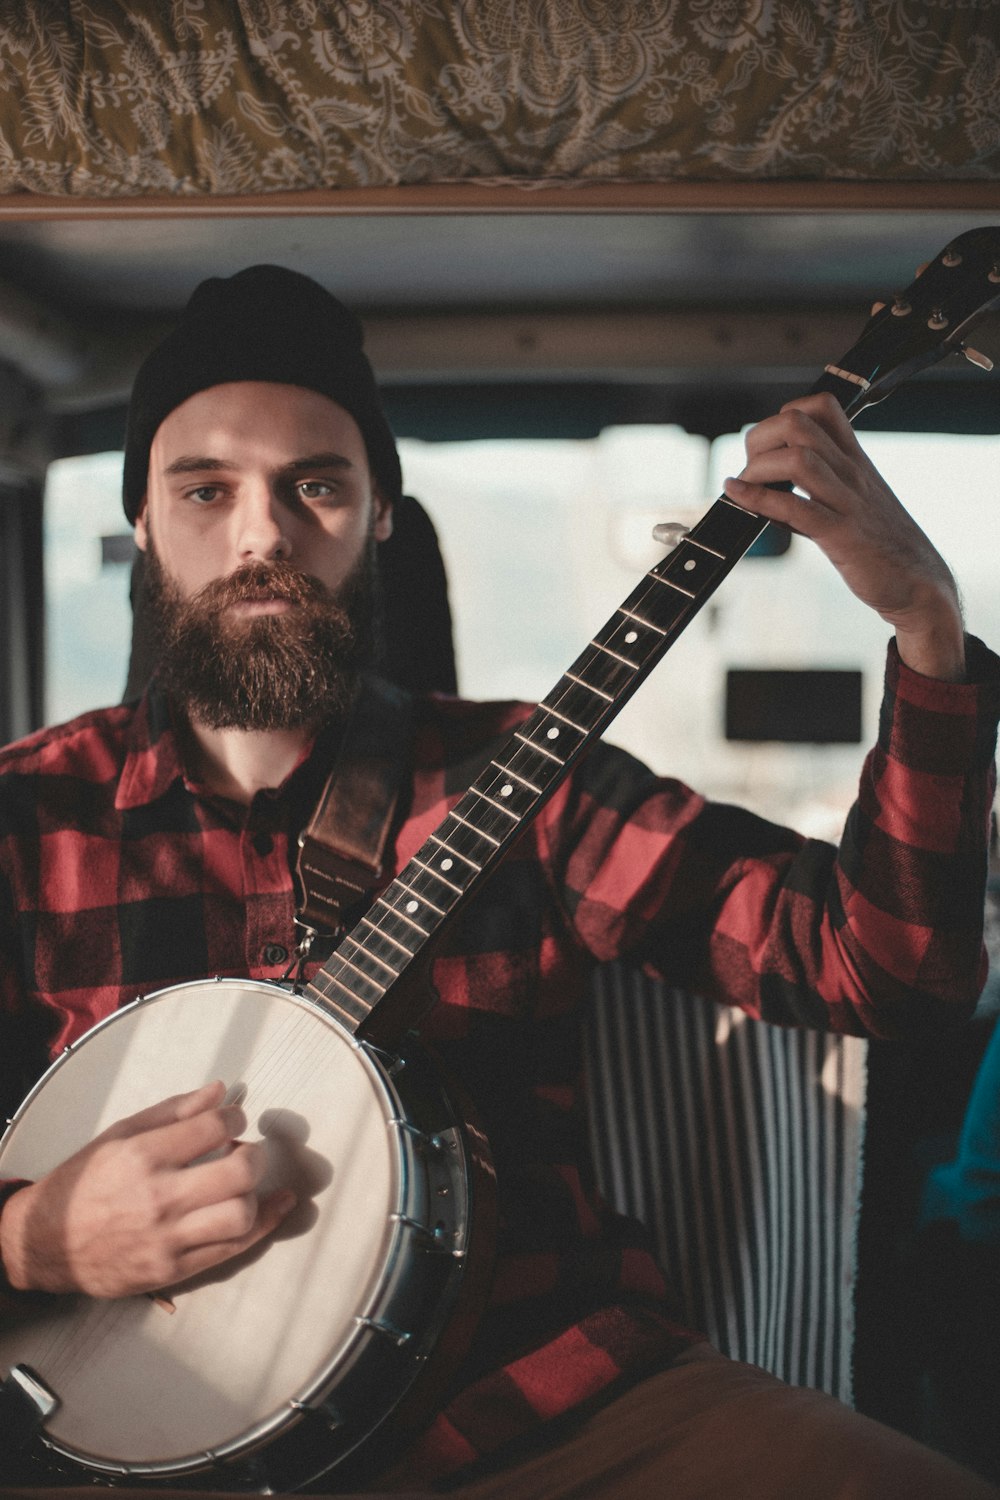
[304, 225, 1000, 1049]
[306, 486, 770, 1047]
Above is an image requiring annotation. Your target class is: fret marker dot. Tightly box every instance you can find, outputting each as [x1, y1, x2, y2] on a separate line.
[684, 559, 696, 571]
[546, 727, 560, 740]
[406, 900, 419, 914]
[440, 857, 453, 871]
[500, 783, 513, 797]
[624, 630, 638, 644]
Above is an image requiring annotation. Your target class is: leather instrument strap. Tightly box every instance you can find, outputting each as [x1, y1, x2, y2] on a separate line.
[295, 675, 413, 942]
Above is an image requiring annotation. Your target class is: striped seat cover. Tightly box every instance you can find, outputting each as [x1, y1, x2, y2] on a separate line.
[585, 965, 868, 1404]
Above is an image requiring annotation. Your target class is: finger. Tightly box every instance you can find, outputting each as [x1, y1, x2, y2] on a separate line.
[145, 1100, 249, 1170]
[777, 391, 856, 440]
[166, 1189, 297, 1282]
[732, 445, 852, 513]
[102, 1081, 228, 1142]
[741, 422, 852, 496]
[723, 472, 836, 536]
[744, 396, 858, 471]
[173, 1080, 228, 1119]
[173, 1142, 269, 1214]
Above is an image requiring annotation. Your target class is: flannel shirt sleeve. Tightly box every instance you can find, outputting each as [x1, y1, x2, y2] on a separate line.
[540, 636, 1000, 1038]
[0, 869, 37, 1308]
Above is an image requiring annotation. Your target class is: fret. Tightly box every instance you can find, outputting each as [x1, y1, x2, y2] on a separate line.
[332, 934, 394, 989]
[427, 832, 482, 879]
[394, 869, 449, 918]
[321, 954, 386, 1003]
[620, 604, 667, 637]
[565, 667, 614, 702]
[310, 987, 372, 1033]
[411, 852, 466, 896]
[364, 897, 435, 963]
[488, 759, 541, 795]
[310, 967, 378, 1023]
[517, 708, 587, 770]
[377, 885, 434, 939]
[542, 678, 610, 732]
[536, 701, 587, 732]
[647, 568, 696, 601]
[448, 790, 520, 848]
[619, 573, 690, 635]
[689, 499, 766, 557]
[568, 645, 636, 701]
[474, 762, 541, 820]
[651, 538, 728, 597]
[514, 730, 566, 771]
[593, 612, 664, 670]
[435, 810, 501, 870]
[684, 533, 726, 561]
[359, 911, 417, 961]
[450, 804, 502, 846]
[469, 783, 524, 823]
[591, 637, 640, 670]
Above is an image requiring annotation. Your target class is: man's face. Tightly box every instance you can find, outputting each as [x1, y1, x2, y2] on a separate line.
[136, 380, 392, 598]
[134, 381, 394, 731]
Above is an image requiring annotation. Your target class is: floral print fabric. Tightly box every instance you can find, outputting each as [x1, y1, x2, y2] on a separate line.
[0, 0, 997, 196]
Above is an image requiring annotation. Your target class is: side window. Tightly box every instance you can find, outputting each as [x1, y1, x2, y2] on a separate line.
[42, 430, 1000, 842]
[44, 453, 133, 725]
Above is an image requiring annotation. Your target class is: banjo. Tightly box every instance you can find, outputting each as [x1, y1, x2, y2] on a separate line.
[1, 229, 998, 1490]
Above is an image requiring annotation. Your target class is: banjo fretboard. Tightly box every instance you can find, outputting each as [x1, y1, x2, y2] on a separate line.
[304, 491, 779, 1040]
[304, 216, 1000, 1045]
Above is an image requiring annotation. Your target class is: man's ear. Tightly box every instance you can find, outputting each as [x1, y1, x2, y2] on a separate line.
[373, 489, 393, 544]
[134, 500, 149, 553]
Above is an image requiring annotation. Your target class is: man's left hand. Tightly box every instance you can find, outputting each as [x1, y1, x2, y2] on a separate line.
[723, 392, 965, 682]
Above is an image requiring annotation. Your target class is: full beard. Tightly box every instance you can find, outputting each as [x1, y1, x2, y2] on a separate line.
[143, 541, 381, 732]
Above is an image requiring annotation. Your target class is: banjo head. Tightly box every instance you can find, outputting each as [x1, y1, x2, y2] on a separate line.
[0, 979, 475, 1482]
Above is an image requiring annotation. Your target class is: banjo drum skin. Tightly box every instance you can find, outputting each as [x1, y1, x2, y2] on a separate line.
[0, 978, 494, 1491]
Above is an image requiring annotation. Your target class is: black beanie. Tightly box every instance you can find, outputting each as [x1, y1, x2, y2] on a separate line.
[122, 264, 402, 522]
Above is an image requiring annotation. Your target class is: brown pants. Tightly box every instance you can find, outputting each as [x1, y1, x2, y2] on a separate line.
[420, 1344, 999, 1499]
[3, 1346, 996, 1500]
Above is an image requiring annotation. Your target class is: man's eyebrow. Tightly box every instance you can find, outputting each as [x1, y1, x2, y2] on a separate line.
[283, 452, 354, 472]
[162, 452, 355, 477]
[163, 456, 232, 476]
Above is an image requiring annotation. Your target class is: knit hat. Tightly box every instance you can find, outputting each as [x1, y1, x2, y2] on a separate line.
[122, 264, 402, 521]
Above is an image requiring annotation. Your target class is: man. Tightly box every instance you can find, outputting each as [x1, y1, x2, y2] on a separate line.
[0, 265, 997, 1497]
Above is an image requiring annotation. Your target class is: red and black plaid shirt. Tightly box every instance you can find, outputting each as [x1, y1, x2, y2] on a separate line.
[0, 638, 997, 1481]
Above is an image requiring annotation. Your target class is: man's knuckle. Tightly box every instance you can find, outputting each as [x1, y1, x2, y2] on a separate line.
[226, 1195, 259, 1238]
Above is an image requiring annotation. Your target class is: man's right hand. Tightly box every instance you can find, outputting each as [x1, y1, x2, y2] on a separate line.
[0, 1081, 295, 1298]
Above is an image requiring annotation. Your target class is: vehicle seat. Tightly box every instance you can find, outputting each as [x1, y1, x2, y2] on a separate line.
[584, 964, 867, 1404]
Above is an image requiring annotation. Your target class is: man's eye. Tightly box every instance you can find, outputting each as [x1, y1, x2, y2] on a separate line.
[187, 485, 221, 504]
[298, 480, 334, 500]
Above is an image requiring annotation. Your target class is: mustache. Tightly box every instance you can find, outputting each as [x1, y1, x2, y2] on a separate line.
[191, 561, 333, 612]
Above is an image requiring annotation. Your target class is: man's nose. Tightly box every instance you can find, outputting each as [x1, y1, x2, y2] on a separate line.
[236, 486, 291, 562]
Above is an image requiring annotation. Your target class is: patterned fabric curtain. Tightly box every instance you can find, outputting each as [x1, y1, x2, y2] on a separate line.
[0, 0, 997, 197]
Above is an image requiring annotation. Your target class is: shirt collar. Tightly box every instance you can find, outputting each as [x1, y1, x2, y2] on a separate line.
[114, 680, 187, 810]
[113, 678, 345, 813]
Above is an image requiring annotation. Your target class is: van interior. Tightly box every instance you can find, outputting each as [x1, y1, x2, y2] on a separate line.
[0, 3, 998, 1489]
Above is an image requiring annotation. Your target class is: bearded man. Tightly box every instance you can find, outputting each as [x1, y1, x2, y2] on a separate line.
[0, 267, 997, 1498]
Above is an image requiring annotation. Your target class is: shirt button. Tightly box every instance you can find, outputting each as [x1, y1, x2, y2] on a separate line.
[252, 832, 274, 856]
[262, 943, 288, 966]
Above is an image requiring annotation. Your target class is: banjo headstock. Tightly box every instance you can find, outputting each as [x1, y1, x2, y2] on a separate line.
[829, 226, 1000, 412]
